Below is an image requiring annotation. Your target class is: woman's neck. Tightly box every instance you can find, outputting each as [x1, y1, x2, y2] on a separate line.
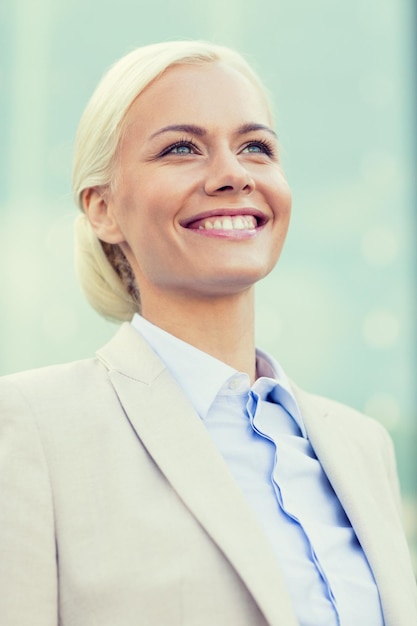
[140, 288, 257, 382]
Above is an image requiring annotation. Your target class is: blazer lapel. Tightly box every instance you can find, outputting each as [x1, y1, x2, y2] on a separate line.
[292, 384, 417, 626]
[97, 323, 298, 626]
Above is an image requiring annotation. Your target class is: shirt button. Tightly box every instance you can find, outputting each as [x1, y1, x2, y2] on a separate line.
[228, 378, 241, 391]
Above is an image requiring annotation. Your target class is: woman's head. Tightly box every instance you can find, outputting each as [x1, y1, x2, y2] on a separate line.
[73, 41, 288, 321]
[73, 41, 273, 207]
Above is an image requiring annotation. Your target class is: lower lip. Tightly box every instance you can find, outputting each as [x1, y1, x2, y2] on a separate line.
[185, 226, 262, 239]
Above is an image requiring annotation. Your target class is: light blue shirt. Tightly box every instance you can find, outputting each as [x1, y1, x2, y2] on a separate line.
[131, 314, 384, 626]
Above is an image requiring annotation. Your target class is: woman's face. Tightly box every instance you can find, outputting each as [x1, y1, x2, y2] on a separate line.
[101, 61, 292, 306]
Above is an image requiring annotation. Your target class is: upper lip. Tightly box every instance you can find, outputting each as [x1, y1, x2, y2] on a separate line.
[181, 207, 268, 228]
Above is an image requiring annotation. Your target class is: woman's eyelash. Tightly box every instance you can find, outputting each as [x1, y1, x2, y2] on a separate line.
[158, 136, 276, 158]
[243, 138, 276, 157]
[160, 137, 199, 156]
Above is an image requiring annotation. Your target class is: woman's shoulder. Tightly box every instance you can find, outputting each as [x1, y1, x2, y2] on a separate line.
[0, 357, 114, 422]
[291, 380, 380, 427]
[1, 357, 103, 391]
[290, 379, 394, 454]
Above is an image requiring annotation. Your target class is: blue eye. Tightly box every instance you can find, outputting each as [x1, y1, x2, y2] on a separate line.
[169, 143, 194, 154]
[161, 139, 199, 156]
[245, 144, 263, 153]
[242, 140, 274, 157]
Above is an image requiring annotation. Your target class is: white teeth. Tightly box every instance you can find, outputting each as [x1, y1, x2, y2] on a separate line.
[245, 216, 257, 229]
[199, 215, 257, 230]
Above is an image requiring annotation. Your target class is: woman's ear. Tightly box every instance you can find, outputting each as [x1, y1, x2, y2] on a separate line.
[82, 187, 125, 244]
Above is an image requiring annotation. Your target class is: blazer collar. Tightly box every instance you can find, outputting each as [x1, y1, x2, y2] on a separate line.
[97, 323, 298, 626]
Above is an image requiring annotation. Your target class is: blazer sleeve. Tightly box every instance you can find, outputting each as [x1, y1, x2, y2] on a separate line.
[0, 377, 58, 626]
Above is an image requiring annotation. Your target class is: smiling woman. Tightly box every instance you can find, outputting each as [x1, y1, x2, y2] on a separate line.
[81, 61, 291, 333]
[0, 40, 416, 626]
[73, 42, 288, 325]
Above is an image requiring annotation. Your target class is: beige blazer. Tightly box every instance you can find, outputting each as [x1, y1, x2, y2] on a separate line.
[0, 322, 416, 625]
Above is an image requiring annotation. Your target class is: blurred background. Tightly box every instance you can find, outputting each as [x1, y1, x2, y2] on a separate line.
[1, 0, 416, 570]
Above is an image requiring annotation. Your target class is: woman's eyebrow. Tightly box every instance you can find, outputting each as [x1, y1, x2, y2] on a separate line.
[149, 124, 206, 139]
[149, 122, 277, 140]
[237, 123, 277, 138]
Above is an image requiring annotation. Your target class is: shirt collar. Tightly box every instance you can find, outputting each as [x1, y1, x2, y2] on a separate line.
[131, 314, 306, 435]
[131, 314, 235, 419]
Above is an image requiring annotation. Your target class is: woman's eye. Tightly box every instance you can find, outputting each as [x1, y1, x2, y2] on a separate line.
[242, 141, 274, 157]
[163, 141, 198, 156]
[171, 144, 192, 154]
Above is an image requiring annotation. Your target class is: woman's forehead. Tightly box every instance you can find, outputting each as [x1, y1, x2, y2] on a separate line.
[124, 62, 273, 133]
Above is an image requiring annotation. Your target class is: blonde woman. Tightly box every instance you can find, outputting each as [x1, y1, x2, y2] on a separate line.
[0, 41, 416, 626]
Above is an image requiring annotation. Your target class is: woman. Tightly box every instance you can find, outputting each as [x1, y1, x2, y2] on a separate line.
[0, 41, 416, 626]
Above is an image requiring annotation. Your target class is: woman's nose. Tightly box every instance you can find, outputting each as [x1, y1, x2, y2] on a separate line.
[203, 152, 255, 196]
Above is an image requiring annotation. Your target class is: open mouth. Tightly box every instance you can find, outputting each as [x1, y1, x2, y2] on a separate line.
[183, 208, 268, 235]
[188, 214, 259, 231]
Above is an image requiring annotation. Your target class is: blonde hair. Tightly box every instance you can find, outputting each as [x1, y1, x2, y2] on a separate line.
[73, 40, 272, 321]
